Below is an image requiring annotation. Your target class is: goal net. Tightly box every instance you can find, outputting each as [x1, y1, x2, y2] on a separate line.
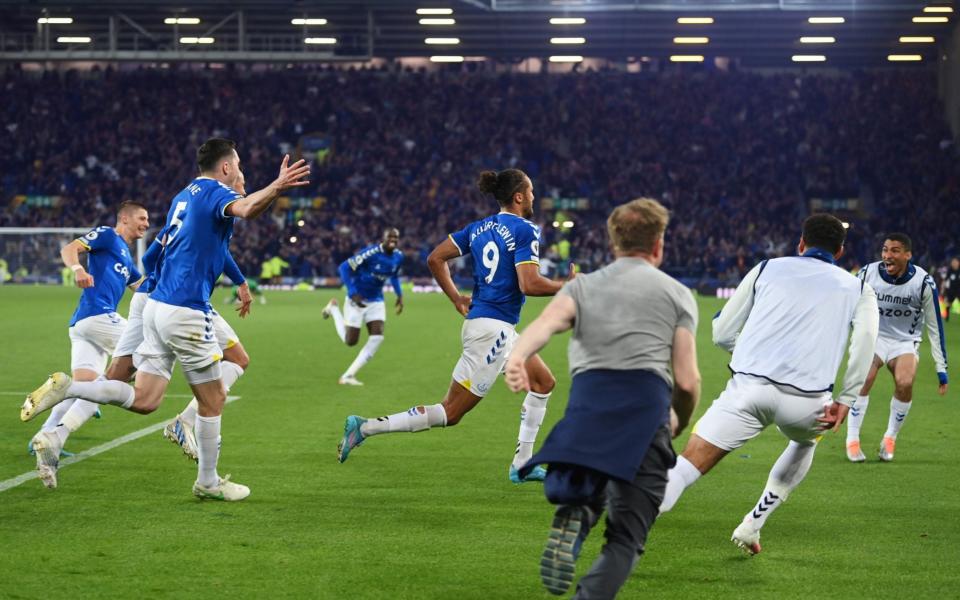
[0, 227, 146, 285]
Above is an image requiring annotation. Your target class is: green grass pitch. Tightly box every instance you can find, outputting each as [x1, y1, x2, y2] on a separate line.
[0, 286, 956, 599]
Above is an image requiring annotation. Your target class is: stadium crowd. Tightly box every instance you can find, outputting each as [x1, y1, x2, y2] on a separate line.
[1, 65, 957, 286]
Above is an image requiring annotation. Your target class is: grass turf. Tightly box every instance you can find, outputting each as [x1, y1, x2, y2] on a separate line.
[0, 286, 956, 599]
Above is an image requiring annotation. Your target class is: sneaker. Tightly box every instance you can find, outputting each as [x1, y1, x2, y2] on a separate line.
[21, 372, 72, 422]
[846, 440, 866, 463]
[879, 436, 896, 462]
[540, 505, 586, 595]
[321, 298, 338, 319]
[192, 475, 250, 501]
[731, 520, 762, 555]
[163, 416, 198, 462]
[338, 375, 363, 386]
[337, 415, 367, 463]
[509, 464, 547, 484]
[27, 438, 74, 458]
[31, 430, 62, 489]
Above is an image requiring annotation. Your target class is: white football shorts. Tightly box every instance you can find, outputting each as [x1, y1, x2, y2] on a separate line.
[116, 295, 240, 359]
[69, 312, 127, 373]
[874, 335, 920, 365]
[451, 317, 518, 397]
[343, 297, 386, 328]
[112, 292, 149, 358]
[134, 299, 222, 382]
[692, 374, 832, 451]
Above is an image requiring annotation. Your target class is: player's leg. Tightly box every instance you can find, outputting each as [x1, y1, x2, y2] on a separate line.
[187, 370, 249, 501]
[659, 376, 768, 513]
[732, 392, 829, 554]
[322, 297, 347, 342]
[511, 353, 556, 482]
[336, 297, 366, 384]
[880, 350, 919, 461]
[846, 354, 883, 462]
[337, 318, 508, 463]
[572, 424, 674, 598]
[341, 308, 386, 384]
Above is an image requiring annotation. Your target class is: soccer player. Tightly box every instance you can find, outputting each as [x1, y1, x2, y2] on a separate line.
[658, 214, 880, 555]
[22, 138, 310, 501]
[845, 234, 949, 462]
[337, 169, 569, 483]
[28, 202, 148, 471]
[322, 228, 404, 386]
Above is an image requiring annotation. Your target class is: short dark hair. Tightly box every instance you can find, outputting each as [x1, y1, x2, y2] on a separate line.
[884, 232, 912, 252]
[117, 200, 147, 217]
[477, 169, 529, 208]
[197, 138, 237, 173]
[801, 213, 846, 254]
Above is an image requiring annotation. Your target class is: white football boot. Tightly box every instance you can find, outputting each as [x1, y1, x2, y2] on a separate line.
[338, 375, 363, 386]
[731, 520, 762, 555]
[21, 372, 72, 422]
[192, 475, 250, 501]
[31, 430, 63, 489]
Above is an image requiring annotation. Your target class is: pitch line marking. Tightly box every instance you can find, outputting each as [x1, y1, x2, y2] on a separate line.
[0, 395, 240, 493]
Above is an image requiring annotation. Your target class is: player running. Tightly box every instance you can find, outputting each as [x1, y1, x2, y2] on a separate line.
[322, 227, 404, 386]
[337, 169, 571, 483]
[28, 202, 148, 478]
[845, 233, 948, 462]
[658, 214, 879, 555]
[22, 138, 310, 501]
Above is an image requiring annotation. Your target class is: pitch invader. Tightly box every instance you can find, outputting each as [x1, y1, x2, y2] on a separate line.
[338, 169, 571, 484]
[322, 228, 404, 386]
[22, 138, 310, 500]
[28, 202, 148, 483]
[846, 233, 949, 462]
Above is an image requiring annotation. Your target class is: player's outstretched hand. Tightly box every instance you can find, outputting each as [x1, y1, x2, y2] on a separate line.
[75, 268, 94, 289]
[395, 296, 404, 315]
[236, 282, 253, 318]
[815, 401, 850, 433]
[504, 355, 529, 393]
[273, 154, 311, 191]
[454, 294, 471, 317]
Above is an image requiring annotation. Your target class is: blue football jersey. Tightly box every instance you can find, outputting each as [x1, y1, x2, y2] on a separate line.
[449, 212, 541, 325]
[136, 226, 167, 296]
[150, 177, 241, 311]
[70, 226, 142, 326]
[340, 244, 404, 302]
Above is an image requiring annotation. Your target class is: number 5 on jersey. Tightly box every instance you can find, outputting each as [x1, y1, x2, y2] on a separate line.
[168, 201, 188, 240]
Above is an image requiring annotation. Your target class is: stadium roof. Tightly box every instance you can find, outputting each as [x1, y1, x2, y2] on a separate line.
[0, 0, 953, 67]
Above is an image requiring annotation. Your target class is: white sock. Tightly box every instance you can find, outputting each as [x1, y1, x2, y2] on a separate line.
[513, 391, 550, 469]
[659, 455, 702, 513]
[41, 398, 77, 431]
[344, 335, 384, 378]
[846, 395, 869, 442]
[360, 404, 447, 437]
[330, 304, 346, 342]
[743, 440, 816, 531]
[884, 397, 912, 440]
[181, 361, 244, 430]
[66, 380, 135, 409]
[195, 414, 221, 488]
[61, 400, 101, 432]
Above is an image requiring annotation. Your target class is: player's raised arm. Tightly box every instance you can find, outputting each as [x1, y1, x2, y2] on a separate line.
[226, 155, 310, 220]
[712, 261, 764, 351]
[922, 276, 949, 394]
[61, 239, 93, 288]
[836, 283, 880, 409]
[427, 237, 471, 317]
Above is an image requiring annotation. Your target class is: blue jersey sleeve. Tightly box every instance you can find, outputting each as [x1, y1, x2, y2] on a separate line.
[448, 224, 471, 256]
[76, 227, 113, 253]
[127, 264, 143, 286]
[212, 183, 242, 221]
[223, 250, 245, 285]
[338, 260, 358, 296]
[513, 223, 541, 266]
[141, 238, 163, 275]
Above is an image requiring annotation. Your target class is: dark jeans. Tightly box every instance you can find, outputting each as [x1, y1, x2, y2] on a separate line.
[545, 424, 676, 600]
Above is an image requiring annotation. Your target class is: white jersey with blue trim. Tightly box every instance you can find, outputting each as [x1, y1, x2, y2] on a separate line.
[859, 261, 948, 376]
